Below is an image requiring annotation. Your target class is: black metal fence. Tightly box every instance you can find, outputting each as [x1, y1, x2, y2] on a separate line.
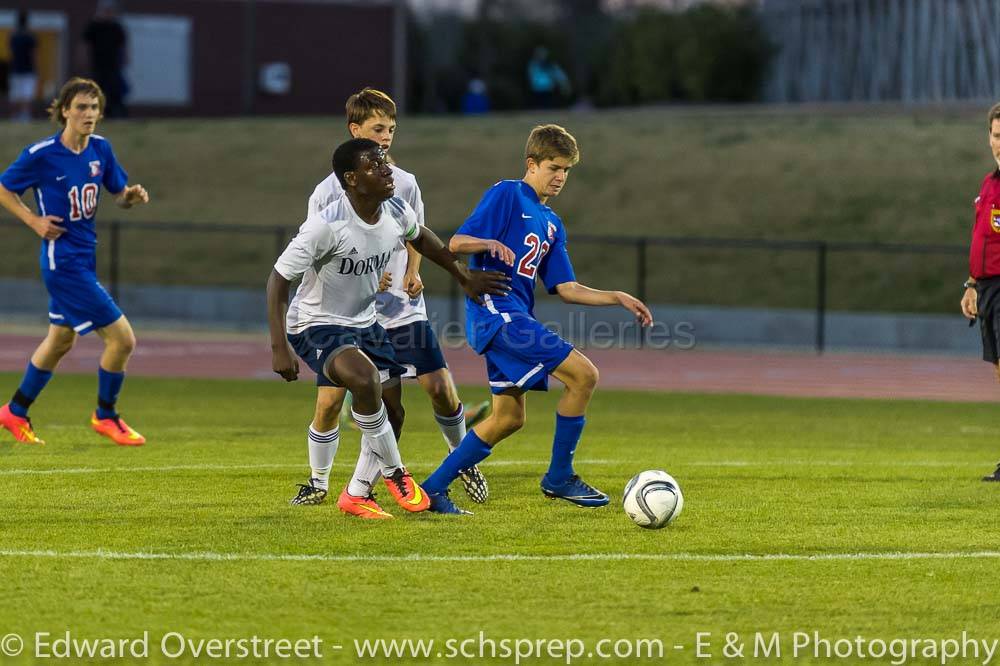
[1, 220, 969, 353]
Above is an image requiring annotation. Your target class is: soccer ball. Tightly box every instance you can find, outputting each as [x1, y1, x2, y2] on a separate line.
[622, 470, 683, 529]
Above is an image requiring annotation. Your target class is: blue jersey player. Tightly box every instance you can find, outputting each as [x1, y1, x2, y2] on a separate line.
[0, 78, 149, 446]
[421, 124, 653, 514]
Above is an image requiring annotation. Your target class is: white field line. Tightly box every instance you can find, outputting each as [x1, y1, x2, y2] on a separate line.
[0, 549, 998, 564]
[0, 460, 616, 477]
[0, 459, 982, 477]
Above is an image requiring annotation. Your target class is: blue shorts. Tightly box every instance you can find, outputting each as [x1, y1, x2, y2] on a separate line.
[287, 323, 406, 388]
[385, 320, 448, 378]
[43, 261, 122, 336]
[483, 314, 574, 395]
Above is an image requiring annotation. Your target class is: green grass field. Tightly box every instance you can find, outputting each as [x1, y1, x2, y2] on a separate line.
[2, 373, 999, 664]
[0, 108, 988, 313]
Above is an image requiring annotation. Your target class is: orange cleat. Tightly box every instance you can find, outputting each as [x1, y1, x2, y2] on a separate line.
[90, 412, 145, 446]
[383, 468, 430, 512]
[0, 403, 45, 445]
[337, 489, 393, 519]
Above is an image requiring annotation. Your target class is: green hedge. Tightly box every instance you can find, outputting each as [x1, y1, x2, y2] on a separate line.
[596, 6, 773, 106]
[411, 5, 774, 112]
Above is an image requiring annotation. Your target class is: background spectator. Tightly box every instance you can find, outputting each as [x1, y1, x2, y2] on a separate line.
[526, 46, 570, 109]
[82, 0, 129, 118]
[461, 78, 490, 115]
[8, 10, 36, 122]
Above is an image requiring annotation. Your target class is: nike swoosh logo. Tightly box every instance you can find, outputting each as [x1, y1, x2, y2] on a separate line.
[56, 176, 67, 181]
[521, 213, 532, 218]
[405, 484, 424, 506]
[356, 502, 391, 516]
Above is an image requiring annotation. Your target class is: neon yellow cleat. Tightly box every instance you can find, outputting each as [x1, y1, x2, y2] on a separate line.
[337, 489, 394, 519]
[90, 412, 146, 446]
[0, 403, 45, 445]
[383, 468, 430, 512]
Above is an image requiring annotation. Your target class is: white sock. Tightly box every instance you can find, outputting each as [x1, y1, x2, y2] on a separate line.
[308, 425, 339, 490]
[351, 404, 402, 476]
[434, 404, 466, 452]
[347, 439, 383, 497]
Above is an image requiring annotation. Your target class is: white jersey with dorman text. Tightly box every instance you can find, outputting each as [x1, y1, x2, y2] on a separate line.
[276, 195, 420, 333]
[308, 164, 428, 329]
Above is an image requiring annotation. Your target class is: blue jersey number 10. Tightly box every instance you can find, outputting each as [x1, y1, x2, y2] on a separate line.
[68, 184, 99, 221]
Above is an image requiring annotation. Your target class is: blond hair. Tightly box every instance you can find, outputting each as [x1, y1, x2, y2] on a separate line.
[346, 88, 396, 126]
[525, 124, 579, 165]
[48, 78, 105, 126]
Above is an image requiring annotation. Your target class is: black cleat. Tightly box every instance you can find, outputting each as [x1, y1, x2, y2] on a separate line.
[290, 479, 328, 505]
[983, 463, 1000, 482]
[458, 465, 489, 503]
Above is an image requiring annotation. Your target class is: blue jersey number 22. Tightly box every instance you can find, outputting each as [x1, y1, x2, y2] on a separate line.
[516, 233, 549, 279]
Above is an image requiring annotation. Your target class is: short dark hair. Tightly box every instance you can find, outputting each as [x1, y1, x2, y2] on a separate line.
[17, 10, 28, 28]
[332, 138, 381, 188]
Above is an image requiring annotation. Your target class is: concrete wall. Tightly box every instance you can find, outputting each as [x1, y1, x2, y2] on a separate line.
[0, 279, 980, 354]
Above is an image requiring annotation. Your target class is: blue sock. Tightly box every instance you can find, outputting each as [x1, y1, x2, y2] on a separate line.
[96, 367, 125, 419]
[8, 362, 53, 418]
[546, 414, 585, 484]
[423, 430, 492, 495]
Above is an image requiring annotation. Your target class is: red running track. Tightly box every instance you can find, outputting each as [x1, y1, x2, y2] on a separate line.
[0, 332, 996, 403]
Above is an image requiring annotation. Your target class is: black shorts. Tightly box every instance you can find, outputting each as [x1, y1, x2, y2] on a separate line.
[385, 320, 448, 378]
[287, 323, 405, 387]
[977, 277, 1000, 364]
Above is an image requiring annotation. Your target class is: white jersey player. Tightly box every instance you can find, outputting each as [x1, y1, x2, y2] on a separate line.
[266, 139, 507, 519]
[285, 191, 418, 335]
[308, 164, 427, 330]
[305, 87, 492, 505]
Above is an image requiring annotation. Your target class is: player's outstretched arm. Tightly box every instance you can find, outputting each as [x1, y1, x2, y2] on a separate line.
[115, 184, 149, 209]
[555, 282, 653, 327]
[449, 234, 515, 266]
[0, 183, 65, 240]
[410, 227, 511, 304]
[266, 269, 300, 382]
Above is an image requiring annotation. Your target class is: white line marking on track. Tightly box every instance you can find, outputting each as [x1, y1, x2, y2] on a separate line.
[0, 549, 998, 564]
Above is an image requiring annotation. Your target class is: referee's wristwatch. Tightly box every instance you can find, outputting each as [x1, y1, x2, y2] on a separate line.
[964, 278, 977, 290]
